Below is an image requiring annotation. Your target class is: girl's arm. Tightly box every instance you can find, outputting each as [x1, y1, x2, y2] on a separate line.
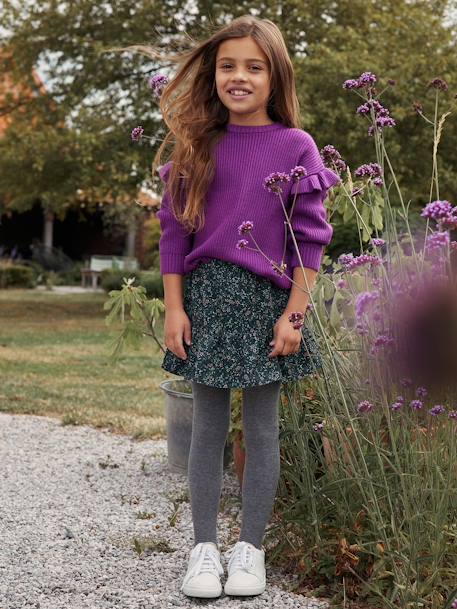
[163, 273, 185, 312]
[284, 266, 317, 314]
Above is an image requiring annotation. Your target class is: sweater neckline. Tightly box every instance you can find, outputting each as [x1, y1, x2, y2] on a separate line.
[225, 121, 285, 133]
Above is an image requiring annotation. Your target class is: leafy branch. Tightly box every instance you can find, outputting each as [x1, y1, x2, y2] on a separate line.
[103, 276, 165, 361]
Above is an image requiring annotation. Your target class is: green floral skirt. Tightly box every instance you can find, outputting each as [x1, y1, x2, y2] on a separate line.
[161, 258, 323, 388]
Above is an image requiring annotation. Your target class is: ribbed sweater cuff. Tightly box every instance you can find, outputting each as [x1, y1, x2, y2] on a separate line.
[290, 243, 325, 272]
[160, 253, 186, 275]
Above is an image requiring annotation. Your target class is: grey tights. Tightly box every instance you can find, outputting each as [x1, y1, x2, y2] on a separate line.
[188, 380, 282, 550]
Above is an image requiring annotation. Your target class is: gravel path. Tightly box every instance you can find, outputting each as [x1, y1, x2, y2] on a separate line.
[0, 412, 329, 609]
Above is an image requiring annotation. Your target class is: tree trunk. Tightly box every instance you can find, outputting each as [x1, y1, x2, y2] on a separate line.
[43, 210, 54, 251]
[125, 218, 136, 258]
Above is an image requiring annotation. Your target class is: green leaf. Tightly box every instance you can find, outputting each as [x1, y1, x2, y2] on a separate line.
[361, 203, 372, 241]
[329, 291, 342, 331]
[371, 205, 384, 231]
[343, 200, 355, 223]
[104, 296, 123, 325]
[323, 277, 336, 301]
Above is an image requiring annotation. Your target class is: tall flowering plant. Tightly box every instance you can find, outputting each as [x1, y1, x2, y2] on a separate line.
[253, 73, 456, 609]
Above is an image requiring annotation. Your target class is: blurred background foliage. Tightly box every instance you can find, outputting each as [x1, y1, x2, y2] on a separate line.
[0, 0, 456, 258]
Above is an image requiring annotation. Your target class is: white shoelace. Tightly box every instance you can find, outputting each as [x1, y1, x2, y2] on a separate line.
[184, 544, 223, 583]
[227, 541, 255, 574]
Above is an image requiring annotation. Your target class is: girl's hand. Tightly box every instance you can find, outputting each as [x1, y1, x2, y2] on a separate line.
[268, 313, 301, 358]
[164, 308, 192, 360]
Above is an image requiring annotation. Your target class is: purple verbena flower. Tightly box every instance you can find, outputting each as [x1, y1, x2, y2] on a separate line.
[341, 253, 383, 272]
[289, 165, 308, 180]
[390, 401, 403, 411]
[321, 144, 347, 173]
[356, 98, 396, 135]
[428, 77, 448, 91]
[238, 220, 254, 235]
[410, 399, 423, 410]
[342, 78, 360, 89]
[416, 386, 428, 398]
[263, 172, 291, 193]
[364, 105, 396, 136]
[354, 162, 382, 179]
[288, 311, 305, 329]
[357, 400, 374, 414]
[439, 214, 457, 230]
[346, 72, 377, 90]
[448, 410, 457, 419]
[426, 231, 450, 252]
[355, 291, 379, 319]
[236, 239, 249, 249]
[313, 422, 324, 433]
[338, 253, 354, 266]
[400, 378, 413, 388]
[358, 71, 377, 88]
[148, 73, 169, 98]
[270, 260, 288, 275]
[356, 100, 381, 116]
[130, 126, 144, 142]
[429, 404, 445, 416]
[371, 238, 385, 247]
[356, 102, 371, 115]
[376, 115, 396, 128]
[373, 334, 394, 348]
[421, 200, 454, 222]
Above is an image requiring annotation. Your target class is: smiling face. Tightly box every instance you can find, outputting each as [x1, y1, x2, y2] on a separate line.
[215, 36, 273, 126]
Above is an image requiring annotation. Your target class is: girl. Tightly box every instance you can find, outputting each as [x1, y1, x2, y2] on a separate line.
[152, 15, 340, 599]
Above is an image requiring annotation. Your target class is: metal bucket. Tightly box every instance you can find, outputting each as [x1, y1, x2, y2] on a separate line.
[159, 378, 233, 474]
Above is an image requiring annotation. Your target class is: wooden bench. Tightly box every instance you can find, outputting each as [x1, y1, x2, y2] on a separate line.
[81, 256, 139, 289]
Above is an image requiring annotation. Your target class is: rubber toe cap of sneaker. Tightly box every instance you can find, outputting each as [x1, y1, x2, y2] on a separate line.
[225, 571, 264, 588]
[182, 573, 222, 595]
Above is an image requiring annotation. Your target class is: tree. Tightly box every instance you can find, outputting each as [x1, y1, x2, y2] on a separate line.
[0, 0, 456, 248]
[0, 0, 193, 249]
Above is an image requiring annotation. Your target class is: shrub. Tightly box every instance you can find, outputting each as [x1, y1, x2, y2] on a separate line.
[100, 269, 141, 292]
[142, 249, 160, 270]
[137, 270, 163, 298]
[326, 218, 361, 261]
[0, 262, 36, 288]
[57, 262, 83, 285]
[100, 268, 163, 298]
[30, 243, 74, 272]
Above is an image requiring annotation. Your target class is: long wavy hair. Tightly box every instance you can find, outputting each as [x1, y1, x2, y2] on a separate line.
[118, 15, 301, 235]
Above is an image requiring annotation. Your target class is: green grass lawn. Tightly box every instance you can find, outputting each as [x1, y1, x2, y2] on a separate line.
[0, 288, 173, 440]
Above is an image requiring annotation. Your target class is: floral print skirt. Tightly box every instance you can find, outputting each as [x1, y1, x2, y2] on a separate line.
[161, 258, 323, 388]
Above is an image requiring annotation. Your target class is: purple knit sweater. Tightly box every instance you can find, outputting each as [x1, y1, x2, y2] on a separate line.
[156, 121, 341, 290]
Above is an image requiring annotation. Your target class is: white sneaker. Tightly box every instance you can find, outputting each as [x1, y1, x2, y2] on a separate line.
[224, 541, 266, 596]
[180, 542, 224, 598]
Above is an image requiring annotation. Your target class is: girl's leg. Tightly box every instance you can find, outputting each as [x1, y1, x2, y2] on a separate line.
[239, 380, 282, 549]
[188, 381, 231, 546]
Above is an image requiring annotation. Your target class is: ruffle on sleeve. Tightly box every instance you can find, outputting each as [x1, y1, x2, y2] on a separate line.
[290, 166, 341, 196]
